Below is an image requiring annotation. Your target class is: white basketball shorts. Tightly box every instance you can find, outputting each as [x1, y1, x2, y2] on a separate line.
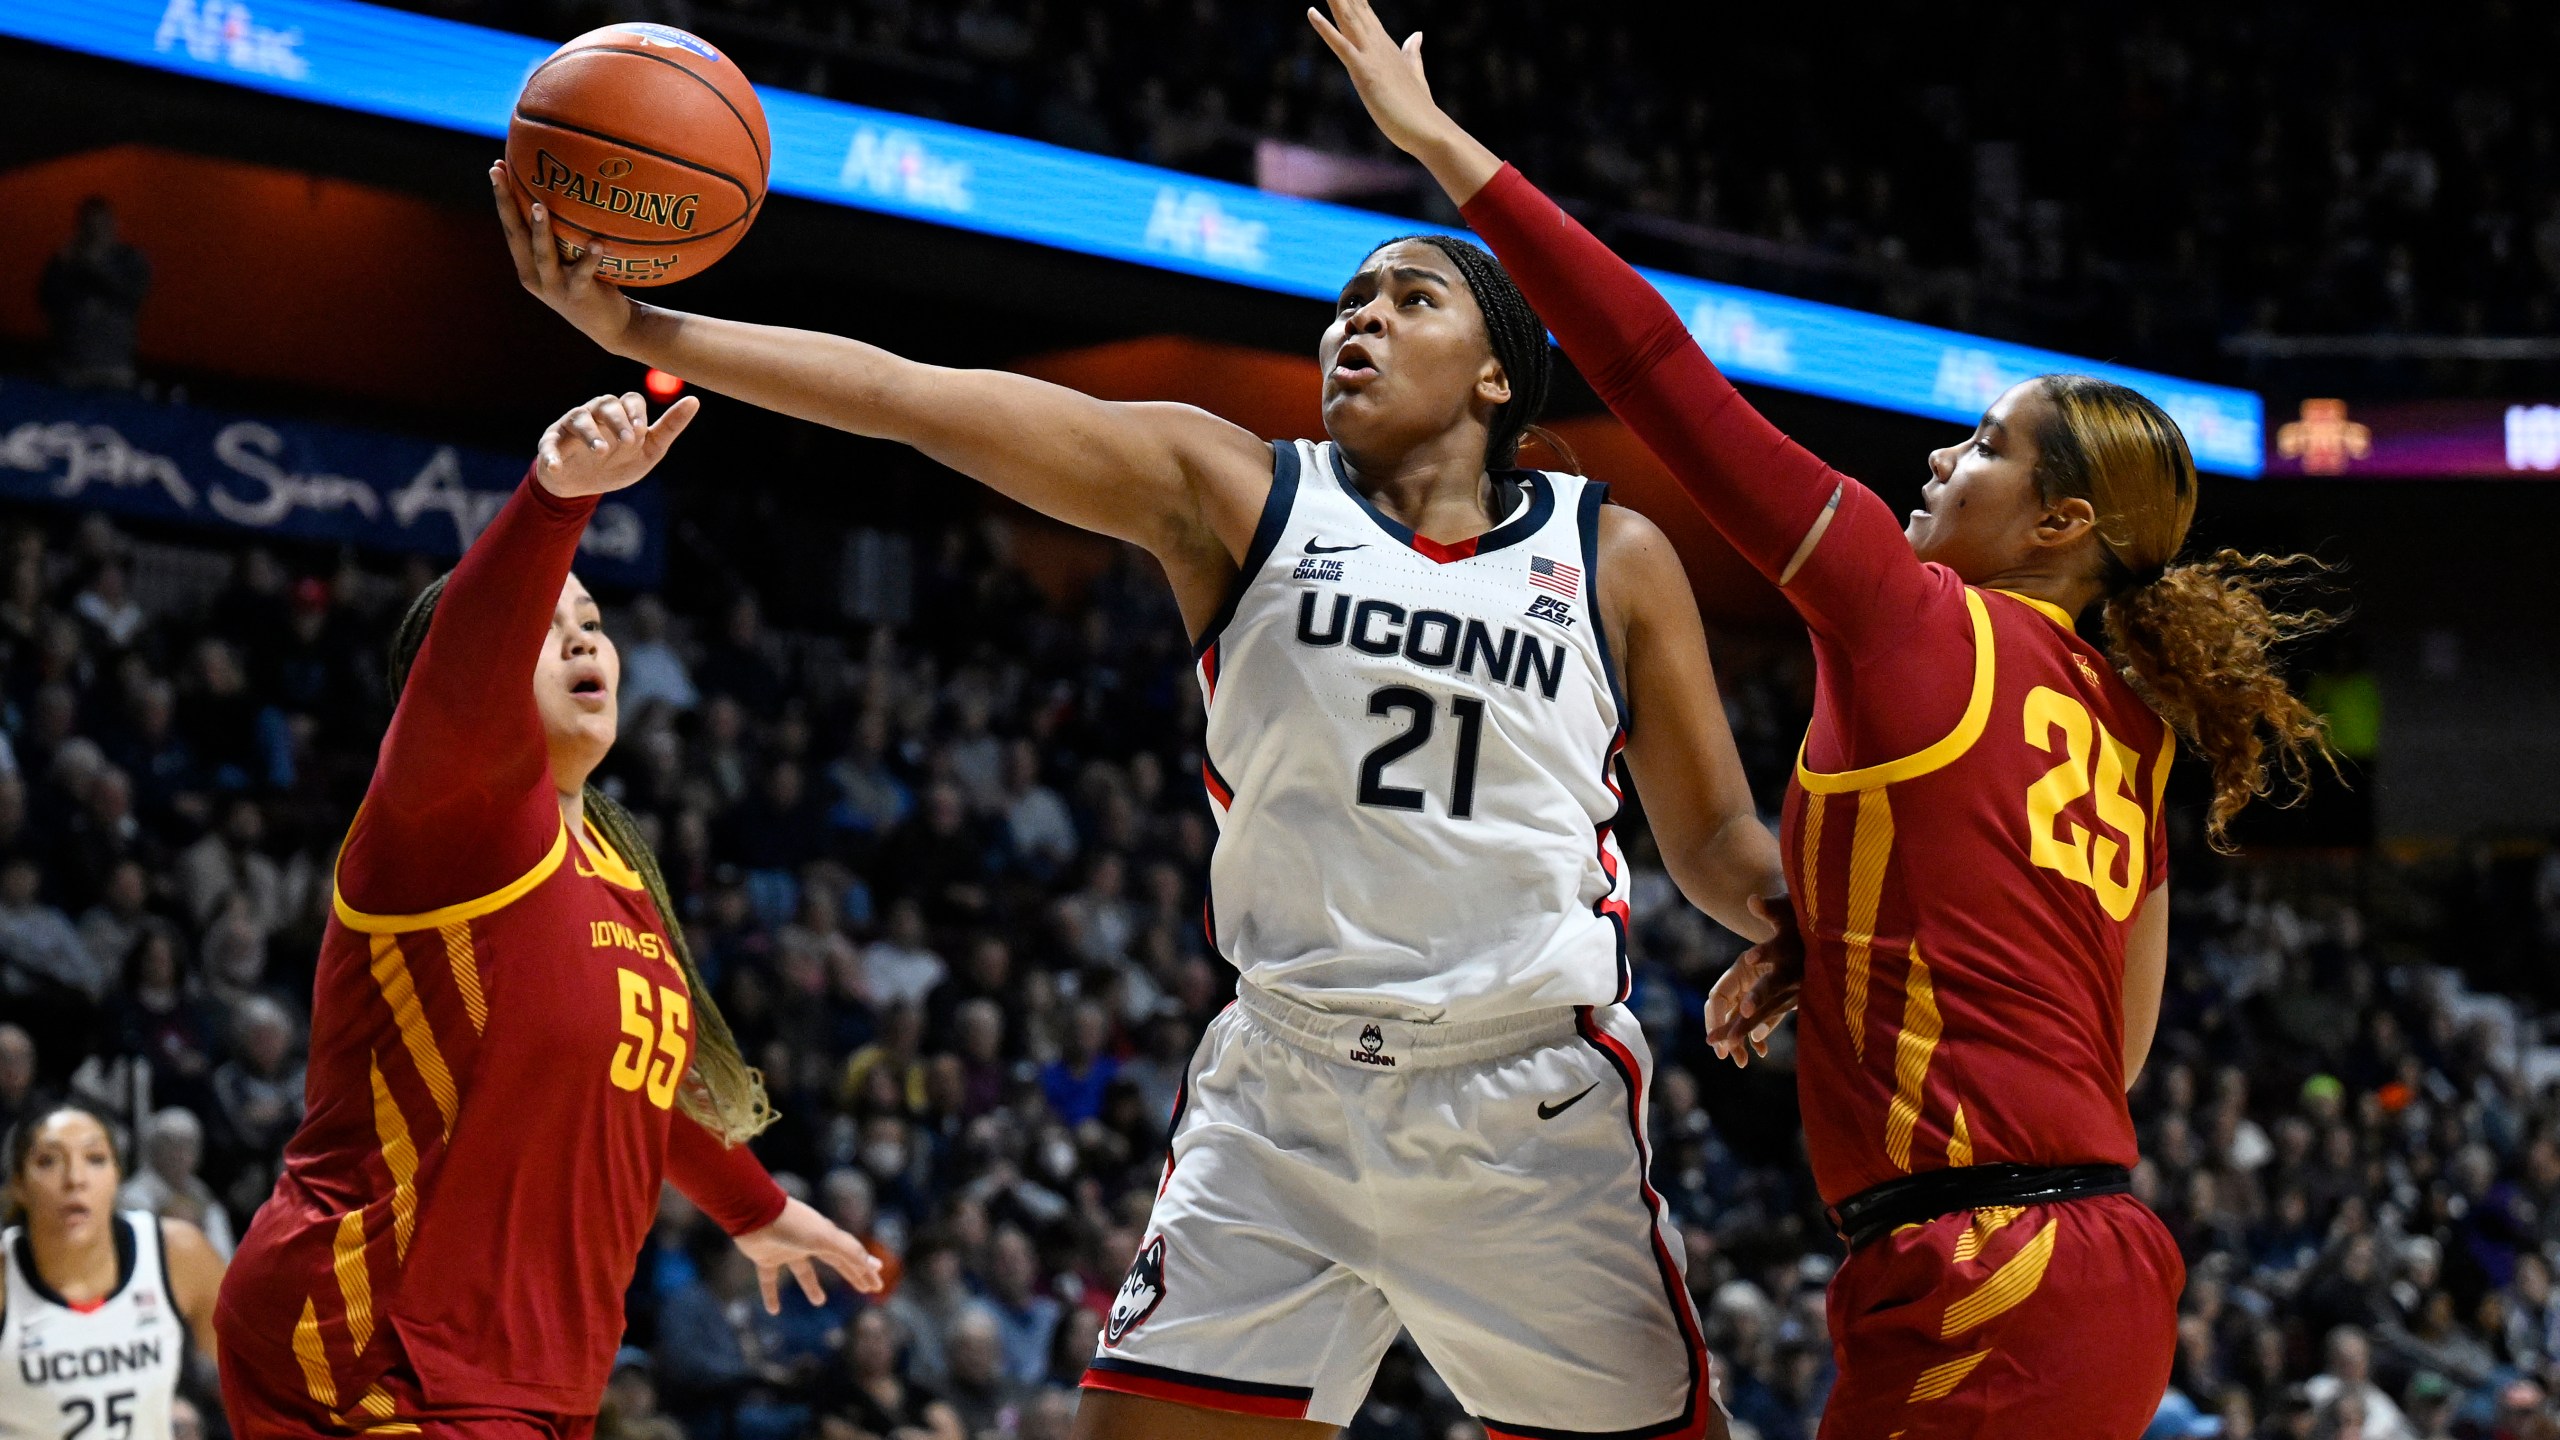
[1081, 983, 1721, 1437]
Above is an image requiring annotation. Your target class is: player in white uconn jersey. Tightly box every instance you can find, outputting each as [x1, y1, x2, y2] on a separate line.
[504, 182, 1790, 1439]
[2, 1103, 223, 1440]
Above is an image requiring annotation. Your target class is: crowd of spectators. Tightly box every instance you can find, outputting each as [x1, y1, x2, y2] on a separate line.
[2, 495, 2560, 1440]
[381, 0, 2560, 389]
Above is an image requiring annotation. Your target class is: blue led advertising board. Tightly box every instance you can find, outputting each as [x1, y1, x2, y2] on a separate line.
[3, 0, 2265, 473]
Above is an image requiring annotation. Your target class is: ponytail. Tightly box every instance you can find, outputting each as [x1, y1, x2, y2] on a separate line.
[2102, 551, 2341, 852]
[583, 787, 775, 1142]
[388, 575, 774, 1144]
[2026, 374, 2344, 852]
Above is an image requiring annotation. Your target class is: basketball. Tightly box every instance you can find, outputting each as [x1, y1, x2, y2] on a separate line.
[504, 23, 770, 288]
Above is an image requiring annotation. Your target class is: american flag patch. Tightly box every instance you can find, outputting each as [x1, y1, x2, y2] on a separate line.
[1528, 555, 1581, 598]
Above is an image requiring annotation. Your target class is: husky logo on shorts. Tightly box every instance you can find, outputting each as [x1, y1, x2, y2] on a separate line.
[1105, 1236, 1167, 1347]
[1350, 1023, 1397, 1067]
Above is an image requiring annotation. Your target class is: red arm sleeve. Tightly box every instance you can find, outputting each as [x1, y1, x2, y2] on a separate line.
[337, 472, 597, 915]
[665, 1116, 788, 1236]
[1460, 164, 1974, 767]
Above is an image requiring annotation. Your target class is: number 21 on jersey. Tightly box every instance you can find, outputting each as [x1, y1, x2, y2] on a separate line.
[2022, 685, 2150, 921]
[610, 968, 690, 1109]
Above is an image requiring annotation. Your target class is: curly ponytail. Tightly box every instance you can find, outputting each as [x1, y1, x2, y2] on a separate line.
[2029, 376, 2342, 850]
[2104, 552, 2342, 849]
[389, 575, 775, 1143]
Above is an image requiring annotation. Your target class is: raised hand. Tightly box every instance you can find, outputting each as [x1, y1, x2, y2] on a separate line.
[1706, 893, 1805, 1069]
[491, 161, 639, 351]
[1308, 0, 1502, 203]
[732, 1196, 887, 1312]
[533, 391, 699, 499]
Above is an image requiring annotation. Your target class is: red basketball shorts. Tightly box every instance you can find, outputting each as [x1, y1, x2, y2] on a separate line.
[219, 1342, 596, 1440]
[1819, 1192, 2182, 1440]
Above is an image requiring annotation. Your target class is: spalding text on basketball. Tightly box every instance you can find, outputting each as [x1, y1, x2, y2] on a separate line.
[529, 149, 702, 232]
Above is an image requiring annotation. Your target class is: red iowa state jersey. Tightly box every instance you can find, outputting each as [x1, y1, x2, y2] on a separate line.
[1783, 574, 2171, 1206]
[1458, 164, 2177, 1209]
[220, 821, 696, 1420]
[216, 476, 781, 1425]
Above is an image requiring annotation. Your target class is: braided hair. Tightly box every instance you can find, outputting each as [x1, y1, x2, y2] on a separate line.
[388, 576, 775, 1144]
[1370, 234, 1554, 470]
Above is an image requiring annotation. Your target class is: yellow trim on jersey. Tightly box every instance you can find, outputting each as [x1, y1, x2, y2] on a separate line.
[368, 935, 459, 1138]
[1987, 587, 2077, 632]
[1796, 589, 1997, 794]
[1841, 789, 1896, 1063]
[367, 1058, 419, 1260]
[1883, 947, 1944, 1172]
[438, 922, 488, 1035]
[332, 1212, 374, 1356]
[1796, 792, 1826, 939]
[573, 817, 647, 892]
[333, 819, 569, 935]
[1945, 1104, 1974, 1168]
[292, 1297, 339, 1410]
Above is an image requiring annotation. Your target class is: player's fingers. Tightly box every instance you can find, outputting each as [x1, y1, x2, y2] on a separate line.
[491, 168, 540, 282]
[756, 1261, 781, 1315]
[567, 239, 608, 292]
[791, 1256, 827, 1307]
[584, 395, 627, 445]
[821, 1235, 884, 1292]
[567, 408, 608, 453]
[646, 393, 702, 454]
[1307, 8, 1352, 61]
[526, 203, 565, 289]
[605, 392, 642, 442]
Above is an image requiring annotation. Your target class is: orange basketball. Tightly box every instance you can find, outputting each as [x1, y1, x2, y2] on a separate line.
[504, 24, 770, 288]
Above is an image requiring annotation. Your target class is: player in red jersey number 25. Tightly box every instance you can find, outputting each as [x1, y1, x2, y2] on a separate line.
[1316, 2, 2341, 1436]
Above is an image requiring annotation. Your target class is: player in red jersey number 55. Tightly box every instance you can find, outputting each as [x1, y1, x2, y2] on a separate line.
[215, 393, 881, 1440]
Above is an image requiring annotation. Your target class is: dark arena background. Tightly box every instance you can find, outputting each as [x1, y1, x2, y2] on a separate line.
[3, 2, 2560, 1438]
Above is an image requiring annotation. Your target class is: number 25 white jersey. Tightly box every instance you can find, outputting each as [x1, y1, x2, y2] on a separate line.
[2, 1212, 184, 1440]
[1193, 440, 1632, 1024]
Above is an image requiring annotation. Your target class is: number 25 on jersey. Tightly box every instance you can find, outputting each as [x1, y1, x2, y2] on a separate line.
[610, 967, 690, 1109]
[2022, 685, 2150, 921]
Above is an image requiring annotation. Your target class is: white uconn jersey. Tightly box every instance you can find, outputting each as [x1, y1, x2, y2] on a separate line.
[2, 1213, 183, 1440]
[1194, 440, 1632, 1023]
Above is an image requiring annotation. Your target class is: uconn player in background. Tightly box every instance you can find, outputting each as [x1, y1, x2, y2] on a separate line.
[2, 1103, 224, 1440]
[1317, 3, 2341, 1434]
[495, 142, 1785, 1438]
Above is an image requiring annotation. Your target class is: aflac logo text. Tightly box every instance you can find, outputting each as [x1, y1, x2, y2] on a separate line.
[154, 0, 308, 81]
[839, 128, 974, 214]
[1145, 189, 1269, 271]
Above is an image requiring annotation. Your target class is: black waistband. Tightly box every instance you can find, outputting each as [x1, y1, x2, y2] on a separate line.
[1828, 1163, 2132, 1251]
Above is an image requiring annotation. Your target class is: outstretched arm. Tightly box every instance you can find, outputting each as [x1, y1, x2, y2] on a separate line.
[1308, 0, 1935, 651]
[339, 394, 696, 915]
[492, 167, 1272, 631]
